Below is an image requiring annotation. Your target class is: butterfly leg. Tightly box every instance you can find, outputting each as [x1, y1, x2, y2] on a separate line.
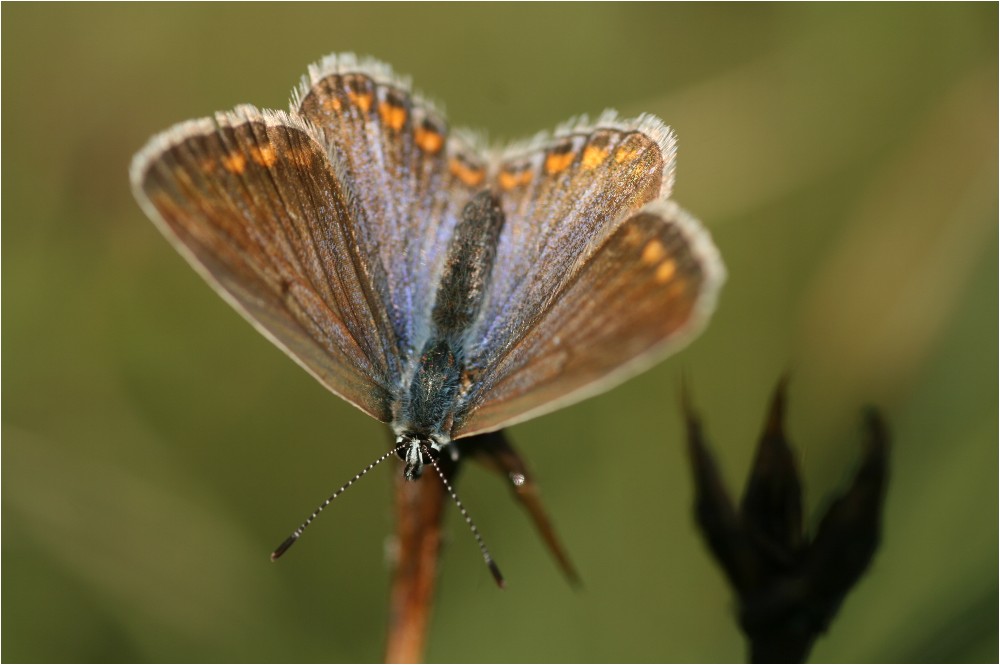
[457, 430, 582, 588]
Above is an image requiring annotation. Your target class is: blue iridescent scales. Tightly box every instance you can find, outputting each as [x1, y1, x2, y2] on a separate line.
[130, 52, 726, 473]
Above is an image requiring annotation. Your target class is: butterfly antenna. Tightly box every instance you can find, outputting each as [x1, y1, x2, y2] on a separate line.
[270, 444, 404, 561]
[425, 448, 506, 588]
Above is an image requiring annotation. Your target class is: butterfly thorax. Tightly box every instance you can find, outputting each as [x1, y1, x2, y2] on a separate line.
[392, 190, 505, 479]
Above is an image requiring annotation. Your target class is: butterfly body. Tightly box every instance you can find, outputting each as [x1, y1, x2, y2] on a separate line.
[394, 190, 506, 477]
[131, 54, 725, 481]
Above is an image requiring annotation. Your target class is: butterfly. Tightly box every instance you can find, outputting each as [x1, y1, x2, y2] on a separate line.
[130, 54, 725, 582]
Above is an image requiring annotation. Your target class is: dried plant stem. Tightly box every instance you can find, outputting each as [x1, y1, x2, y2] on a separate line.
[384, 456, 455, 664]
[383, 430, 578, 662]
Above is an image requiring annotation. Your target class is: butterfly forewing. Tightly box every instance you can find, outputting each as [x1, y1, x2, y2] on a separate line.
[131, 107, 396, 421]
[454, 200, 724, 437]
[292, 54, 487, 354]
[467, 117, 676, 383]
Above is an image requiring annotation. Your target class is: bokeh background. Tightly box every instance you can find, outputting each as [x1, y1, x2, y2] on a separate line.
[3, 4, 996, 662]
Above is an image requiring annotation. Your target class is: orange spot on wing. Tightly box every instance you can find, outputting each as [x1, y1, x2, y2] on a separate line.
[581, 145, 608, 170]
[222, 152, 247, 174]
[348, 91, 373, 113]
[499, 167, 533, 190]
[545, 150, 575, 175]
[378, 101, 407, 131]
[499, 170, 519, 190]
[450, 158, 485, 187]
[323, 96, 342, 112]
[250, 145, 278, 167]
[415, 126, 444, 154]
[655, 259, 677, 283]
[615, 146, 639, 164]
[642, 239, 666, 265]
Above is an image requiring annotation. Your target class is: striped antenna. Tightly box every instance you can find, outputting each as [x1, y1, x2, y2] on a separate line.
[425, 447, 506, 589]
[270, 444, 405, 561]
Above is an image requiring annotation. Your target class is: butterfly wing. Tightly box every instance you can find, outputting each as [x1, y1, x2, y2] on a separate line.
[131, 106, 398, 421]
[454, 200, 725, 438]
[465, 114, 676, 374]
[292, 54, 487, 354]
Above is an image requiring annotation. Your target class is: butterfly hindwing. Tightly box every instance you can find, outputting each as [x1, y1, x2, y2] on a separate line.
[454, 200, 725, 437]
[130, 106, 397, 421]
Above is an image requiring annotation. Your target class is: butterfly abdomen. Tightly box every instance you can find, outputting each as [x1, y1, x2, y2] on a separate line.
[431, 189, 505, 338]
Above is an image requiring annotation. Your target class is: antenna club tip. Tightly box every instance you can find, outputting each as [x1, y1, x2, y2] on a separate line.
[487, 559, 505, 589]
[271, 535, 298, 561]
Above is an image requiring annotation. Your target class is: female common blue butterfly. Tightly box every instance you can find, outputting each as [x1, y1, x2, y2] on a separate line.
[130, 54, 725, 584]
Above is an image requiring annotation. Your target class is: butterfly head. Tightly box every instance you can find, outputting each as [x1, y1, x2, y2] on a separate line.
[395, 433, 451, 480]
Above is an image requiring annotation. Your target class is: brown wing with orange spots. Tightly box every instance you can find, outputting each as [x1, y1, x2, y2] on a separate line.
[292, 54, 487, 353]
[454, 200, 725, 438]
[464, 113, 677, 381]
[131, 107, 397, 422]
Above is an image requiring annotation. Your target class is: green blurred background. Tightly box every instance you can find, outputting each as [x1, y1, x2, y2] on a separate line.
[3, 4, 996, 662]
